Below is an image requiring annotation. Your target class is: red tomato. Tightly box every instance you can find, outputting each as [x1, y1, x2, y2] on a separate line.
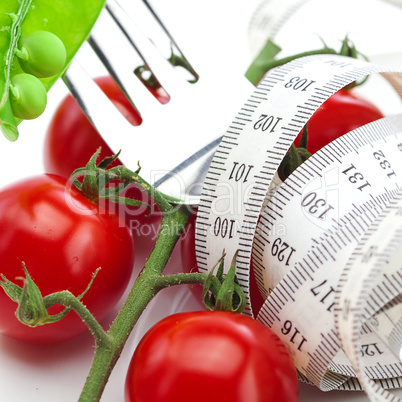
[106, 183, 162, 267]
[44, 76, 199, 278]
[125, 311, 298, 402]
[294, 89, 384, 154]
[43, 76, 169, 266]
[0, 174, 134, 344]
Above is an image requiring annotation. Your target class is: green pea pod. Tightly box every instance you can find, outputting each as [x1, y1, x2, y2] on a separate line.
[0, 0, 106, 141]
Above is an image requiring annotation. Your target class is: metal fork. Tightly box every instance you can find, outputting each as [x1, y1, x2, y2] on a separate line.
[62, 0, 253, 205]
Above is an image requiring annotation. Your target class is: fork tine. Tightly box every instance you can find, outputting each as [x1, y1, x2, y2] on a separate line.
[63, 57, 135, 139]
[103, 0, 192, 97]
[140, 0, 198, 82]
[63, 0, 254, 204]
[89, 7, 165, 121]
[88, 36, 158, 117]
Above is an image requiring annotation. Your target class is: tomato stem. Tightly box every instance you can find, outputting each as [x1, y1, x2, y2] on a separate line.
[152, 272, 214, 290]
[71, 149, 182, 213]
[69, 150, 250, 400]
[43, 290, 111, 347]
[110, 164, 176, 213]
[78, 203, 192, 401]
[245, 38, 337, 86]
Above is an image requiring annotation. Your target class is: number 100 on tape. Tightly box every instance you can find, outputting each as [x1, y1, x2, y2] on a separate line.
[195, 54, 402, 312]
[194, 52, 402, 399]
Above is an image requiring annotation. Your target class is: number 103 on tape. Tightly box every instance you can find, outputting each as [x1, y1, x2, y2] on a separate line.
[195, 53, 402, 399]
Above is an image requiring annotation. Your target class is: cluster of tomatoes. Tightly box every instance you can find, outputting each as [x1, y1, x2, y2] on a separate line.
[0, 74, 383, 401]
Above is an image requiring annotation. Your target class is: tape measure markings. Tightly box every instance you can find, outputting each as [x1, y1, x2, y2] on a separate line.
[250, 116, 402, 389]
[290, 204, 400, 384]
[246, 3, 402, 396]
[195, 51, 402, 396]
[371, 297, 402, 362]
[334, 194, 402, 398]
[253, 133, 402, 283]
[256, 210, 378, 390]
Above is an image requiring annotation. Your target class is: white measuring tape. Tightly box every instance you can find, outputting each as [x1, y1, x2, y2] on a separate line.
[335, 193, 402, 400]
[248, 0, 309, 56]
[196, 53, 402, 309]
[255, 116, 402, 393]
[194, 2, 402, 397]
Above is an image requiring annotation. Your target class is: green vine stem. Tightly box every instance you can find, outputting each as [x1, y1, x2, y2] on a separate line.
[63, 154, 240, 400]
[2, 246, 223, 401]
[78, 204, 190, 401]
[63, 154, 193, 400]
[43, 289, 111, 348]
[71, 152, 246, 399]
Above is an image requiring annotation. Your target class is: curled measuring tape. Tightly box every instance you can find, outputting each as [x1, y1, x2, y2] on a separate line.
[248, 0, 402, 59]
[195, 53, 402, 311]
[194, 51, 402, 399]
[335, 192, 402, 400]
[248, 0, 309, 56]
[255, 115, 402, 393]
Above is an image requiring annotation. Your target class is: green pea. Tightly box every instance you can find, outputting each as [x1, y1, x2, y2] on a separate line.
[17, 31, 67, 78]
[0, 0, 106, 141]
[9, 73, 47, 120]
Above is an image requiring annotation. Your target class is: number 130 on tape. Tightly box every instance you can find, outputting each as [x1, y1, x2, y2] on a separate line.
[195, 53, 402, 399]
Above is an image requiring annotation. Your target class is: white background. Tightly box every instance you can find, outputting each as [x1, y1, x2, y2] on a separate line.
[1, 0, 402, 400]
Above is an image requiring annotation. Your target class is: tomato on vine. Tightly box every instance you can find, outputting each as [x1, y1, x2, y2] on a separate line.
[0, 174, 134, 344]
[125, 311, 298, 402]
[44, 76, 171, 265]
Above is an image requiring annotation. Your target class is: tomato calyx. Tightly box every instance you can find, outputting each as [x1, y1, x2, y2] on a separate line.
[71, 147, 185, 215]
[70, 147, 152, 212]
[202, 250, 246, 314]
[338, 36, 369, 90]
[0, 262, 100, 328]
[278, 125, 311, 181]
